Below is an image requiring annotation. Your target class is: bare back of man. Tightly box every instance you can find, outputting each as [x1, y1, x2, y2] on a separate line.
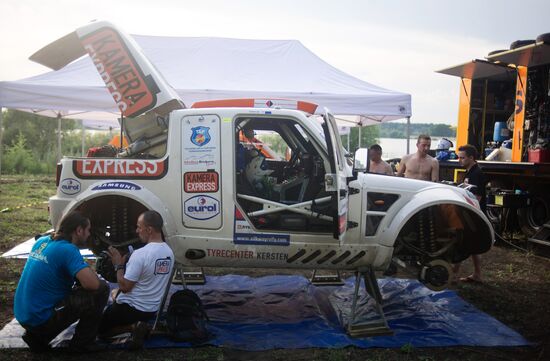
[398, 153, 439, 181]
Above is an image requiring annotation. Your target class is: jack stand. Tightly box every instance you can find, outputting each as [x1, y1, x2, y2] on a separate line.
[172, 267, 206, 286]
[310, 269, 344, 286]
[347, 267, 393, 337]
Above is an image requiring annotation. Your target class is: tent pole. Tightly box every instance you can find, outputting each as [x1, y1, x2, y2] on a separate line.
[347, 132, 350, 151]
[81, 121, 86, 156]
[120, 112, 124, 150]
[406, 116, 411, 154]
[57, 113, 62, 163]
[0, 107, 3, 176]
[358, 126, 362, 148]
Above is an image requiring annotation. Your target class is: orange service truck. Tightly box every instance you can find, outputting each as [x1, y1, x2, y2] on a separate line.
[437, 33, 550, 246]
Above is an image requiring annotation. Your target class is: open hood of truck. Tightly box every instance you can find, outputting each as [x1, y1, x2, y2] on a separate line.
[436, 59, 514, 80]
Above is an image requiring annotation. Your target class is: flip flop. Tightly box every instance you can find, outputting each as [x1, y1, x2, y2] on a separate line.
[459, 276, 483, 284]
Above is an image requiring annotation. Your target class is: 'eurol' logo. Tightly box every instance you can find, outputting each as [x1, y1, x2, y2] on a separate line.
[184, 195, 220, 220]
[190, 126, 211, 147]
[60, 178, 81, 195]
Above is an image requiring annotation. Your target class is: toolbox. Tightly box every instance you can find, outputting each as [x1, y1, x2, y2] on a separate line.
[528, 149, 550, 163]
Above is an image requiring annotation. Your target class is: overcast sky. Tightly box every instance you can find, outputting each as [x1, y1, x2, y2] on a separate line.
[1, 0, 548, 125]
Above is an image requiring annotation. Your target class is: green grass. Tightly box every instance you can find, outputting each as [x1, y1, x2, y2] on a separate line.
[0, 175, 55, 251]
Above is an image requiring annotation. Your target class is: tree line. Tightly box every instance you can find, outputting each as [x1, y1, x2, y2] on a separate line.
[0, 109, 455, 175]
[1, 110, 112, 175]
[378, 122, 456, 139]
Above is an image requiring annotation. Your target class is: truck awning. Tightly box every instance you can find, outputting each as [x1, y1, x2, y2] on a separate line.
[487, 42, 550, 67]
[436, 59, 514, 79]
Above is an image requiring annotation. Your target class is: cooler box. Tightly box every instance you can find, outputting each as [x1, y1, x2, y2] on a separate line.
[528, 149, 550, 163]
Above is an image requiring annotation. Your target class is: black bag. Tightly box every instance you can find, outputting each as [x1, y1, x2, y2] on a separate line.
[166, 289, 209, 342]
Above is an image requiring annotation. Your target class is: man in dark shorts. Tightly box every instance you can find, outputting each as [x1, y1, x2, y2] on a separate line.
[453, 144, 487, 283]
[99, 210, 174, 349]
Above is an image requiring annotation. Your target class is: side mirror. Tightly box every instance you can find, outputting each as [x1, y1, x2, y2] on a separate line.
[353, 148, 370, 173]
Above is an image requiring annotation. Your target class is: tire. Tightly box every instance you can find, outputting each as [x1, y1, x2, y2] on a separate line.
[517, 196, 550, 236]
[536, 33, 550, 43]
[485, 206, 502, 232]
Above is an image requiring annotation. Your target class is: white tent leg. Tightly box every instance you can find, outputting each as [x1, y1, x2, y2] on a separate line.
[0, 107, 3, 175]
[406, 116, 411, 154]
[57, 113, 62, 163]
[358, 126, 362, 148]
[81, 121, 86, 156]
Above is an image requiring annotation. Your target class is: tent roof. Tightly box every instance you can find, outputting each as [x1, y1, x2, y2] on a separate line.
[0, 34, 411, 127]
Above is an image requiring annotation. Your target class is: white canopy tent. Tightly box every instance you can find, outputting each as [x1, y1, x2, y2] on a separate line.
[1, 34, 411, 123]
[0, 34, 411, 172]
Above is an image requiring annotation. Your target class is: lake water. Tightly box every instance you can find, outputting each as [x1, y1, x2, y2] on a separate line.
[378, 137, 456, 160]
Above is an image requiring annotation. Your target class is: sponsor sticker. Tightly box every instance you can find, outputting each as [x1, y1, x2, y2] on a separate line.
[92, 181, 141, 191]
[154, 258, 171, 275]
[184, 171, 219, 193]
[80, 27, 158, 117]
[60, 178, 81, 195]
[184, 195, 220, 220]
[73, 158, 168, 179]
[233, 233, 290, 246]
[190, 126, 211, 147]
[182, 154, 216, 167]
[233, 207, 290, 246]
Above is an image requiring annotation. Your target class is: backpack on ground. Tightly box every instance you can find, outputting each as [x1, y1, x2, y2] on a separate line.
[165, 289, 209, 342]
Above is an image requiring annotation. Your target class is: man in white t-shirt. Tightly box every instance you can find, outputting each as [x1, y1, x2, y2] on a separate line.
[99, 210, 174, 348]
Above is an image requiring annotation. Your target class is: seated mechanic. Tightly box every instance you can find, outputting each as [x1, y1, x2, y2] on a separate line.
[99, 210, 174, 349]
[14, 211, 109, 353]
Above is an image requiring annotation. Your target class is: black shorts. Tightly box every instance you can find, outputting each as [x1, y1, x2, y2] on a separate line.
[99, 301, 156, 333]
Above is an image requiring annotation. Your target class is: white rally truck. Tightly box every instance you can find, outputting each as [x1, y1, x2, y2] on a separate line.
[35, 21, 493, 336]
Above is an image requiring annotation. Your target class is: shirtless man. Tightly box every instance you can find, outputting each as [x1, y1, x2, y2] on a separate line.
[369, 144, 393, 175]
[397, 134, 439, 181]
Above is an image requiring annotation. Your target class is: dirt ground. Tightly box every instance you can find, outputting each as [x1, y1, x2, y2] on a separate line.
[1, 176, 550, 360]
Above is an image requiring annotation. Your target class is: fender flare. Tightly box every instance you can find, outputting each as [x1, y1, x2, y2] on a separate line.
[379, 187, 494, 247]
[57, 180, 177, 237]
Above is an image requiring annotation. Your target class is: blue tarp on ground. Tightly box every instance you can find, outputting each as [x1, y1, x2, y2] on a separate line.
[0, 274, 530, 350]
[146, 274, 528, 350]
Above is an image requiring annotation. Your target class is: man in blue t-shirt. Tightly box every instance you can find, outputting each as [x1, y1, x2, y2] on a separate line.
[14, 211, 109, 353]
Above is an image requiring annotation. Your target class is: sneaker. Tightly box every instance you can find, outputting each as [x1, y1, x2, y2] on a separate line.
[22, 331, 51, 353]
[127, 321, 151, 350]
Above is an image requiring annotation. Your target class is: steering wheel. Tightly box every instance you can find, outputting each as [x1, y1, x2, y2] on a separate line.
[283, 150, 301, 178]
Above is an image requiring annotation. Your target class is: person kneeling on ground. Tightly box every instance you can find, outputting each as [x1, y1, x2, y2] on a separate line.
[99, 210, 174, 349]
[14, 211, 109, 353]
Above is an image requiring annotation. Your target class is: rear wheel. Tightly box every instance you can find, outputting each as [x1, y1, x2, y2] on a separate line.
[517, 196, 550, 236]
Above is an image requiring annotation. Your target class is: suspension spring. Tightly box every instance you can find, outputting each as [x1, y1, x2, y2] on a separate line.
[428, 207, 437, 253]
[418, 210, 426, 252]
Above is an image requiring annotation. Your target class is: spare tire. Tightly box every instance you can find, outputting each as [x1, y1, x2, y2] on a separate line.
[536, 33, 550, 43]
[510, 40, 536, 49]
